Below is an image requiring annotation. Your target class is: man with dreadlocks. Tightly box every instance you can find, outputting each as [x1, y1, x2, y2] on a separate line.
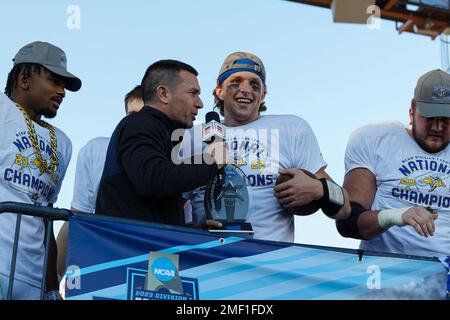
[0, 41, 81, 300]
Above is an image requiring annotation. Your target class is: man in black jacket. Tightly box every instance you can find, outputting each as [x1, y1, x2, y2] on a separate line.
[96, 60, 223, 225]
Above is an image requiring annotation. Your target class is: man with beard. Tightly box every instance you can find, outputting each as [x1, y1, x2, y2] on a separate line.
[337, 69, 450, 258]
[0, 41, 81, 299]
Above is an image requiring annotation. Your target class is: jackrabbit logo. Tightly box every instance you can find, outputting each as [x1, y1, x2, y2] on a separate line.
[393, 156, 450, 209]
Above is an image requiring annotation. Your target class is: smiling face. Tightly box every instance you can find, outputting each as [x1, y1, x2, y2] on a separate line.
[215, 71, 265, 127]
[20, 67, 66, 121]
[410, 106, 450, 153]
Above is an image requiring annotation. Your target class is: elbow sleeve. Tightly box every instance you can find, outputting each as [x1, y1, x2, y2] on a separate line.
[336, 201, 366, 240]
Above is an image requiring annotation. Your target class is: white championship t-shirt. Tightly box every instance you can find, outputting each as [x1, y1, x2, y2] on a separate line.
[70, 136, 193, 224]
[184, 114, 326, 242]
[0, 93, 72, 288]
[345, 121, 450, 258]
[71, 137, 110, 212]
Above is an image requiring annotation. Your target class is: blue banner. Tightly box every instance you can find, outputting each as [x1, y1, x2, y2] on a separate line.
[65, 213, 448, 300]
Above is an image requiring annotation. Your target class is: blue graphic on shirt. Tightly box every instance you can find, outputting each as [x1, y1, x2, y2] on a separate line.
[393, 156, 450, 209]
[2, 131, 62, 204]
[225, 134, 276, 187]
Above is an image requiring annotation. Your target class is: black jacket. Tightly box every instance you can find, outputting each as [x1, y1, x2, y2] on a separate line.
[96, 106, 217, 225]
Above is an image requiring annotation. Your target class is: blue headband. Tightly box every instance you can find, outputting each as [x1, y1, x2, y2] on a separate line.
[218, 58, 266, 85]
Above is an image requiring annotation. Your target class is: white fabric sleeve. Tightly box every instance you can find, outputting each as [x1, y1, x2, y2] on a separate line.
[182, 125, 208, 226]
[190, 186, 207, 227]
[344, 126, 377, 176]
[70, 144, 96, 212]
[184, 200, 193, 224]
[290, 117, 327, 174]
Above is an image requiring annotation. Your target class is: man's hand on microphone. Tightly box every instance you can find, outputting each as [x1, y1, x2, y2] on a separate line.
[205, 141, 227, 170]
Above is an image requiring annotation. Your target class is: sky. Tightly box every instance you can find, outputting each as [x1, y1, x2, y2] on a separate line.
[0, 0, 447, 249]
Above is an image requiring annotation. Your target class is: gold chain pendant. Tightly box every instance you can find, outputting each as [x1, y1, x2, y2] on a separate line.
[15, 103, 59, 175]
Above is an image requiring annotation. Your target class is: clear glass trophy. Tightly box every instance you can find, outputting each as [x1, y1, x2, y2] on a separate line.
[204, 164, 253, 233]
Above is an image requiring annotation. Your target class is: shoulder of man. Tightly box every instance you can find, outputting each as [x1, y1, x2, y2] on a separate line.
[255, 114, 312, 129]
[82, 136, 110, 151]
[122, 108, 162, 130]
[52, 125, 72, 148]
[351, 121, 405, 140]
[0, 92, 21, 123]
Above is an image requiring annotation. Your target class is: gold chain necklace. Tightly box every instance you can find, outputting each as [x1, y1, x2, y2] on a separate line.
[15, 103, 59, 175]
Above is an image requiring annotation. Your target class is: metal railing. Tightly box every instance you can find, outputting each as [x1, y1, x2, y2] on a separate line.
[0, 201, 71, 300]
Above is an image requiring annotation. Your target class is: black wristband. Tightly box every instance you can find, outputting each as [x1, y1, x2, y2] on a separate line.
[318, 178, 345, 217]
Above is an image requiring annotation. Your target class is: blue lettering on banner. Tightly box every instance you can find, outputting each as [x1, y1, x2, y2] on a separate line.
[127, 269, 199, 301]
[134, 289, 190, 300]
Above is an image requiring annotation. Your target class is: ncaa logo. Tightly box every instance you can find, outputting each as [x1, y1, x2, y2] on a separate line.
[151, 257, 177, 282]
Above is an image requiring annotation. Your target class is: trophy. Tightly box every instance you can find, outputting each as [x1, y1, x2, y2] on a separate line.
[204, 164, 253, 233]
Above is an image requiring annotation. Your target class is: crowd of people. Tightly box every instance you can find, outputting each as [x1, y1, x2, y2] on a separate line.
[1, 41, 449, 300]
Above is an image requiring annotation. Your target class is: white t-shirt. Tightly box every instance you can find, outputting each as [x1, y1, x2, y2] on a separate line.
[0, 93, 72, 289]
[70, 136, 193, 223]
[184, 114, 326, 242]
[71, 137, 110, 212]
[345, 121, 450, 258]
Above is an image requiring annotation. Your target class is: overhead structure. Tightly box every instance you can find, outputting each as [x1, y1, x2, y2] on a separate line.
[287, 0, 450, 39]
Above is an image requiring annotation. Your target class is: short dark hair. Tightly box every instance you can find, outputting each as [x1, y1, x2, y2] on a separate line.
[4, 63, 45, 97]
[141, 59, 198, 104]
[124, 85, 143, 113]
[212, 86, 267, 116]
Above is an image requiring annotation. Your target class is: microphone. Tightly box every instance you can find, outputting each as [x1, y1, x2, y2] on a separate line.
[202, 112, 225, 210]
[202, 111, 224, 144]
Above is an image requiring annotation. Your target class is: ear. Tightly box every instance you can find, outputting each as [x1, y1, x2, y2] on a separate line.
[408, 107, 414, 126]
[156, 85, 170, 104]
[215, 85, 224, 101]
[260, 88, 266, 104]
[17, 72, 29, 90]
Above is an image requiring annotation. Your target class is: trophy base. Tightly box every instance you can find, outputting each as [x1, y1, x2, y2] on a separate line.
[208, 221, 254, 234]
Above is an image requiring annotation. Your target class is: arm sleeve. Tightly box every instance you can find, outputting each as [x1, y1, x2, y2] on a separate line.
[51, 132, 72, 205]
[118, 119, 217, 198]
[70, 143, 96, 212]
[344, 126, 376, 176]
[190, 186, 207, 227]
[290, 117, 327, 173]
[335, 201, 367, 240]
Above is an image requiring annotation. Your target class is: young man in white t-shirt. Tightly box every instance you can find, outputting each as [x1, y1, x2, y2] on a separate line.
[337, 69, 450, 258]
[71, 85, 144, 214]
[0, 41, 81, 300]
[187, 52, 351, 242]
